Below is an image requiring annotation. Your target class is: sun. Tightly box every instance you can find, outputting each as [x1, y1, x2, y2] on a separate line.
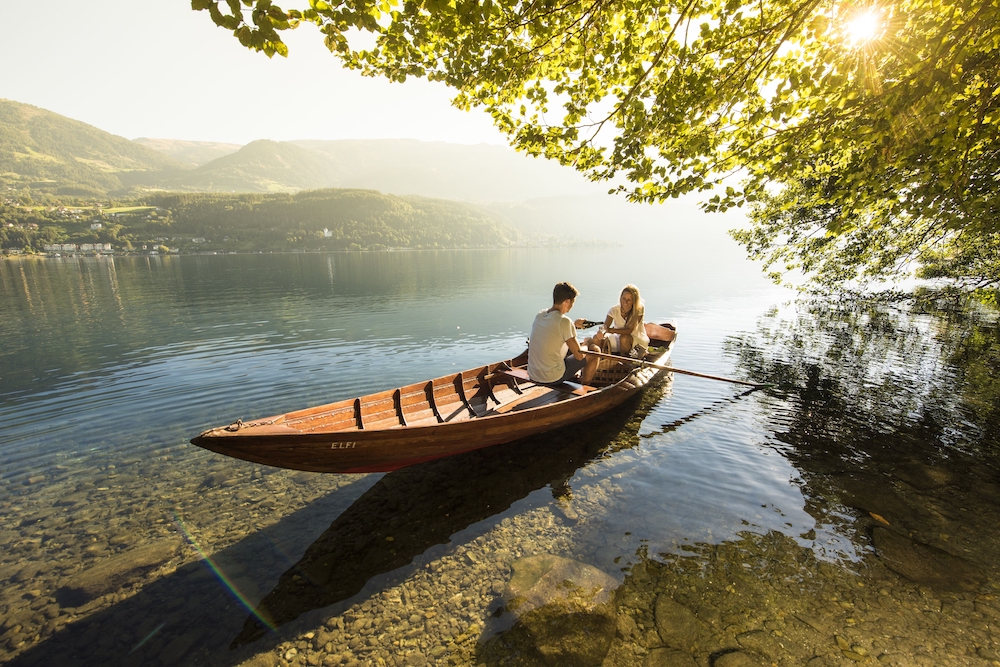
[844, 9, 882, 46]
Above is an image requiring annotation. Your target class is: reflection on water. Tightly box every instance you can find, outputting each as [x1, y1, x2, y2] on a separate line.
[2, 253, 999, 667]
[725, 302, 1000, 586]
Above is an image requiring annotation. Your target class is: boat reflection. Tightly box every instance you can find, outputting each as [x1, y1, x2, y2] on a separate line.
[232, 375, 672, 646]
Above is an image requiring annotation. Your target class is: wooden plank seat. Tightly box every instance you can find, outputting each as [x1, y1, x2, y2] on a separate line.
[496, 367, 595, 396]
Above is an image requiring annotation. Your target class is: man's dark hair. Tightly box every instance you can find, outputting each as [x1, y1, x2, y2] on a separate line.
[552, 282, 579, 304]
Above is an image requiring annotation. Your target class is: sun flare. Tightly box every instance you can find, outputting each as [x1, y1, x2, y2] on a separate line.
[844, 9, 881, 46]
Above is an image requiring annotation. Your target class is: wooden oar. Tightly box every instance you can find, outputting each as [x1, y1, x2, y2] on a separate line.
[582, 349, 773, 389]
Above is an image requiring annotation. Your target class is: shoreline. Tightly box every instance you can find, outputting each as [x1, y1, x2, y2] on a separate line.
[1, 243, 622, 261]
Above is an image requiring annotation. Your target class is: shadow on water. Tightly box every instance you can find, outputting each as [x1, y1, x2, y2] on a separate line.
[231, 375, 673, 646]
[5, 376, 672, 667]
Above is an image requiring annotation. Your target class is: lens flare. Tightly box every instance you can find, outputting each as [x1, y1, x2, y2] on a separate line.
[173, 511, 277, 633]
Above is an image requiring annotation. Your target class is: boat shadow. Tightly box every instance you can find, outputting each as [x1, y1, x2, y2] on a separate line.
[230, 374, 673, 646]
[4, 376, 669, 667]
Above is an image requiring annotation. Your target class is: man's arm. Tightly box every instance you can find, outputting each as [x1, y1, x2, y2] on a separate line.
[566, 336, 585, 360]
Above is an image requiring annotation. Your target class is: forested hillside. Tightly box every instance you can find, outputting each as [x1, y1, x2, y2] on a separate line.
[1, 189, 522, 253]
[131, 138, 241, 166]
[2, 99, 600, 203]
[151, 189, 522, 250]
[0, 99, 184, 197]
[132, 140, 338, 192]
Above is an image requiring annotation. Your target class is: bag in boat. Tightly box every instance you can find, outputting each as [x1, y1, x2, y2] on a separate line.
[645, 322, 676, 343]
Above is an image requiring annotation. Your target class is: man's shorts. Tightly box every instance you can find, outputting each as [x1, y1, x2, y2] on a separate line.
[551, 354, 586, 383]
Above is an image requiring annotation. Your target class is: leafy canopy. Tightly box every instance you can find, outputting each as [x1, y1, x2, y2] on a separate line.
[194, 0, 1000, 290]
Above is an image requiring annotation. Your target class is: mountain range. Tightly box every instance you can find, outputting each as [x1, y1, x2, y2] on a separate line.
[1, 99, 599, 204]
[0, 100, 183, 197]
[1, 98, 726, 243]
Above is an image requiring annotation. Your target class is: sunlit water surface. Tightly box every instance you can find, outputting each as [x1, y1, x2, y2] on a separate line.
[1, 244, 998, 667]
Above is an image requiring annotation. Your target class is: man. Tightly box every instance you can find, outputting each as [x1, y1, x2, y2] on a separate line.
[528, 282, 599, 385]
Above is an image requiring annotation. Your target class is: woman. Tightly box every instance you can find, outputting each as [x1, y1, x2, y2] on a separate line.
[591, 284, 649, 358]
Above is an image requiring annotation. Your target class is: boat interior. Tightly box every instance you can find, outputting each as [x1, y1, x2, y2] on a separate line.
[273, 331, 675, 434]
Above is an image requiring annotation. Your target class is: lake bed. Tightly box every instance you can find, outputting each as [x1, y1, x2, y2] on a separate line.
[1, 249, 998, 667]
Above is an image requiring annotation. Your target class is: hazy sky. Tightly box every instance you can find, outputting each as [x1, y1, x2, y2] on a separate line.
[0, 0, 506, 145]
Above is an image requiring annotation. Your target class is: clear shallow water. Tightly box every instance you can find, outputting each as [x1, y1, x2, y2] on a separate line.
[1, 245, 999, 667]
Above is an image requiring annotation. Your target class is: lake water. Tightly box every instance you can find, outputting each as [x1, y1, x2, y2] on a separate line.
[1, 237, 998, 667]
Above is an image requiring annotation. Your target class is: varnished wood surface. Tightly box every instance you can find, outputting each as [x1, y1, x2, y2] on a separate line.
[190, 325, 676, 473]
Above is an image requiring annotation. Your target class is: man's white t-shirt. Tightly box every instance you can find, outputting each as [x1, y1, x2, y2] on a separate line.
[528, 309, 576, 383]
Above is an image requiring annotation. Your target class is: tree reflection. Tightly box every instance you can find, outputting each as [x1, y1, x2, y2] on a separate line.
[724, 301, 1000, 589]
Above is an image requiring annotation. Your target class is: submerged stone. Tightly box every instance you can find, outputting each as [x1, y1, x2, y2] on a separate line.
[715, 651, 767, 667]
[521, 602, 616, 666]
[505, 554, 618, 615]
[837, 474, 914, 524]
[653, 595, 698, 650]
[871, 527, 983, 592]
[644, 647, 698, 667]
[55, 539, 182, 607]
[893, 463, 954, 490]
[481, 554, 619, 666]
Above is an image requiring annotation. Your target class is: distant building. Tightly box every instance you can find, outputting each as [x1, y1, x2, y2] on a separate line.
[323, 228, 333, 238]
[90, 222, 103, 230]
[192, 237, 206, 243]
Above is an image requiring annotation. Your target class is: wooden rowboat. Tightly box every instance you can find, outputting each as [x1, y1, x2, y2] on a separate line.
[190, 322, 677, 473]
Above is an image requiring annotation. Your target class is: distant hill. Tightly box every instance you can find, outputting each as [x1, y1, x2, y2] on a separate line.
[290, 139, 600, 202]
[142, 138, 602, 202]
[2, 187, 526, 252]
[0, 99, 605, 205]
[0, 99, 185, 197]
[130, 140, 338, 193]
[131, 138, 241, 166]
[150, 189, 523, 251]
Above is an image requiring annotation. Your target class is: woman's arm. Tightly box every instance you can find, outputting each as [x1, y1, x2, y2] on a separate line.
[606, 314, 636, 335]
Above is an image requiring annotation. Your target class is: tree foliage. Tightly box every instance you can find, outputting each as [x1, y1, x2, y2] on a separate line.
[194, 0, 1000, 290]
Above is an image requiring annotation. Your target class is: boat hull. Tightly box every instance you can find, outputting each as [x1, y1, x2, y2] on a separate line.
[191, 330, 674, 473]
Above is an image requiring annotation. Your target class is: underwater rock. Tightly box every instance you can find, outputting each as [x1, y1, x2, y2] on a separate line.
[715, 649, 768, 666]
[644, 647, 698, 667]
[505, 554, 618, 615]
[159, 627, 205, 664]
[892, 463, 954, 490]
[871, 527, 983, 592]
[837, 474, 914, 524]
[518, 602, 617, 666]
[55, 539, 182, 607]
[481, 554, 619, 666]
[653, 595, 699, 650]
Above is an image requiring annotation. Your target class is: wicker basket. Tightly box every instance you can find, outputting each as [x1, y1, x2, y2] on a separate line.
[592, 355, 634, 386]
[591, 345, 669, 386]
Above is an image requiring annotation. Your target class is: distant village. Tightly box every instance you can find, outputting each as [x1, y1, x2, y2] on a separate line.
[0, 200, 214, 257]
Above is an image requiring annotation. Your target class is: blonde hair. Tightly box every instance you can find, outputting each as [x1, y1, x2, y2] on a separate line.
[621, 284, 643, 332]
